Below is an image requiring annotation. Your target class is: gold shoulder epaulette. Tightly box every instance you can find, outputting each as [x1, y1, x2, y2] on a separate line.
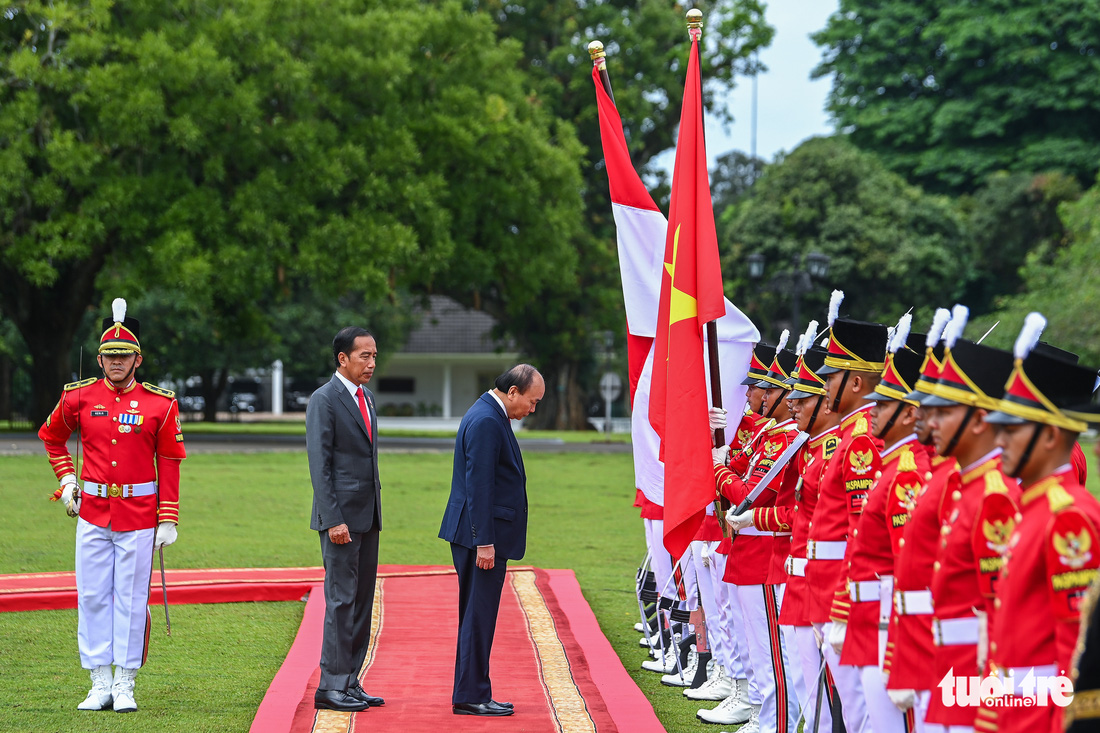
[852, 415, 868, 437]
[898, 449, 917, 473]
[983, 470, 1009, 495]
[142, 382, 176, 398]
[64, 377, 97, 391]
[1048, 483, 1075, 513]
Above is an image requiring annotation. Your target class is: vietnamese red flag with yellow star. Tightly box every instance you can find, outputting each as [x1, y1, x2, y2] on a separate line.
[650, 32, 728, 559]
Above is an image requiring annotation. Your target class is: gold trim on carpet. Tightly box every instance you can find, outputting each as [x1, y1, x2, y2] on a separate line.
[313, 577, 385, 733]
[512, 569, 597, 733]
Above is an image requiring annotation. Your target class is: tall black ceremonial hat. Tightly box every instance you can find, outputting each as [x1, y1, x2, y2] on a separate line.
[986, 313, 1100, 431]
[866, 313, 925, 405]
[904, 308, 953, 404]
[816, 290, 887, 376]
[99, 298, 141, 355]
[742, 343, 776, 386]
[756, 329, 797, 389]
[788, 347, 830, 400]
[921, 306, 1015, 410]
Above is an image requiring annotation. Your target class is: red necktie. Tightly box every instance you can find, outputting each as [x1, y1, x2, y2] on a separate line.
[357, 386, 372, 441]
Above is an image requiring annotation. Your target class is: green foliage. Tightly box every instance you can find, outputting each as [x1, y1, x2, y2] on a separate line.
[979, 180, 1100, 366]
[957, 171, 1081, 315]
[719, 137, 968, 336]
[812, 0, 1100, 193]
[1, 0, 586, 423]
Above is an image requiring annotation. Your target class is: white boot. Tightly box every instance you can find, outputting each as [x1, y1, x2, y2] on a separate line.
[77, 665, 114, 710]
[696, 677, 752, 725]
[661, 648, 698, 687]
[735, 703, 762, 733]
[112, 667, 138, 713]
[684, 664, 733, 701]
[641, 646, 678, 673]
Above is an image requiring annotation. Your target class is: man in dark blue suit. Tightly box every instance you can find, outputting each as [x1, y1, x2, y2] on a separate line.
[439, 364, 545, 717]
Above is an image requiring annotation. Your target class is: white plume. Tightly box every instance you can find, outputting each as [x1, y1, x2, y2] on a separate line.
[890, 313, 913, 354]
[1013, 312, 1047, 361]
[885, 327, 895, 350]
[827, 290, 845, 327]
[926, 307, 952, 348]
[800, 320, 819, 356]
[820, 334, 830, 347]
[943, 304, 969, 350]
[776, 329, 790, 353]
[112, 298, 127, 324]
[794, 333, 807, 356]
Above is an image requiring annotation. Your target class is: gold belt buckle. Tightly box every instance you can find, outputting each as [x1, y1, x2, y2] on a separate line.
[109, 483, 122, 498]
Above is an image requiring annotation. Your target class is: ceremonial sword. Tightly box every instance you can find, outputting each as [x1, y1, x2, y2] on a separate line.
[159, 545, 171, 636]
[730, 431, 810, 516]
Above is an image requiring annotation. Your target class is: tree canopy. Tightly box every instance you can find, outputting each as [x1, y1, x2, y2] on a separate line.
[719, 136, 968, 337]
[812, 0, 1100, 193]
[1, 0, 586, 423]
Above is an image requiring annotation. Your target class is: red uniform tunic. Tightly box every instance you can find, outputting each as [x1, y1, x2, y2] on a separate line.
[39, 377, 186, 531]
[716, 418, 799, 586]
[714, 412, 773, 556]
[804, 405, 883, 623]
[885, 453, 958, 690]
[775, 425, 840, 627]
[980, 468, 1100, 733]
[925, 453, 1020, 727]
[837, 435, 930, 667]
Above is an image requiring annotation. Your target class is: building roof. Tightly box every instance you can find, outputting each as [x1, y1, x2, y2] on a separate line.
[401, 295, 516, 354]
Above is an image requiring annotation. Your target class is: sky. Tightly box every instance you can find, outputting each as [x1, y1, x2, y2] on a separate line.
[656, 0, 840, 170]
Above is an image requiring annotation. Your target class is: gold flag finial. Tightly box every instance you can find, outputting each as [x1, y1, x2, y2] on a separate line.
[686, 8, 703, 28]
[588, 40, 606, 69]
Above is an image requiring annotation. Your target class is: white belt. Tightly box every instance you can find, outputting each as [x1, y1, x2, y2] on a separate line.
[932, 616, 980, 646]
[736, 527, 792, 537]
[785, 556, 808, 577]
[806, 540, 846, 560]
[998, 664, 1060, 694]
[893, 589, 934, 616]
[83, 481, 157, 499]
[848, 579, 881, 602]
[878, 576, 894, 626]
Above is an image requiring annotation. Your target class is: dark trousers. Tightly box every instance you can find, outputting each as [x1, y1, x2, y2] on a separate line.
[318, 528, 379, 691]
[450, 543, 508, 705]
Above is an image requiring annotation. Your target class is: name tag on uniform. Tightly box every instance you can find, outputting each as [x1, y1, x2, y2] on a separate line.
[91, 410, 108, 417]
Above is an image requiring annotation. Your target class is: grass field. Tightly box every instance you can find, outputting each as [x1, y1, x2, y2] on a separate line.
[2, 442, 1097, 732]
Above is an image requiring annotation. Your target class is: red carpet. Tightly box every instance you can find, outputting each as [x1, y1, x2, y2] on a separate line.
[260, 566, 664, 733]
[0, 565, 663, 732]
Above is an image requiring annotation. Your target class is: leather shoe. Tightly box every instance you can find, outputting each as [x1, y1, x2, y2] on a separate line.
[314, 689, 368, 712]
[491, 700, 514, 709]
[453, 701, 514, 716]
[348, 684, 385, 707]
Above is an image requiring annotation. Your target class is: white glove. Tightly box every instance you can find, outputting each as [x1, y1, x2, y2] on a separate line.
[887, 688, 916, 712]
[709, 406, 728, 431]
[976, 609, 989, 672]
[712, 444, 730, 466]
[828, 620, 847, 655]
[154, 522, 178, 549]
[60, 475, 80, 517]
[725, 509, 754, 531]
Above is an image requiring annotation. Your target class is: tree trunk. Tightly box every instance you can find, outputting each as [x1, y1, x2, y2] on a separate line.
[0, 353, 11, 421]
[199, 367, 229, 422]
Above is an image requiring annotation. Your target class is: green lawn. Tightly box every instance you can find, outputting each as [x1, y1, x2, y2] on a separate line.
[3, 441, 1097, 732]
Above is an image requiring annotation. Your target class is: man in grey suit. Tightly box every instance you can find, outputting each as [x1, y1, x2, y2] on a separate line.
[439, 364, 545, 716]
[307, 326, 385, 713]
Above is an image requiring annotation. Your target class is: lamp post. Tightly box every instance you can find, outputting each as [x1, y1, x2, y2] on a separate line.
[747, 251, 832, 330]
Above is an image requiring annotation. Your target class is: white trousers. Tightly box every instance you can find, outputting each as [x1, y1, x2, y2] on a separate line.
[689, 540, 726, 663]
[785, 624, 834, 733]
[710, 552, 749, 679]
[735, 583, 800, 733]
[817, 622, 871, 733]
[76, 518, 154, 669]
[861, 664, 914, 733]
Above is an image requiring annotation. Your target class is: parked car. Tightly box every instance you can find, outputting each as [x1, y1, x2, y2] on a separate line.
[179, 394, 205, 413]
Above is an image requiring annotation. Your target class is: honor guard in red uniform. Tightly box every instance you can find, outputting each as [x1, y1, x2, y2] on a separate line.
[921, 305, 1020, 732]
[38, 299, 185, 713]
[834, 314, 931, 733]
[754, 322, 843, 733]
[980, 314, 1100, 733]
[805, 290, 888, 733]
[704, 334, 800, 731]
[884, 308, 958, 727]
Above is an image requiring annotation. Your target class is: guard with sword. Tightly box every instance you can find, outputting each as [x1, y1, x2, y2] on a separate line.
[703, 330, 803, 733]
[39, 298, 186, 713]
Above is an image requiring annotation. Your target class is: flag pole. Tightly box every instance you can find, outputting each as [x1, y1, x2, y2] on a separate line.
[686, 9, 731, 535]
[587, 41, 616, 105]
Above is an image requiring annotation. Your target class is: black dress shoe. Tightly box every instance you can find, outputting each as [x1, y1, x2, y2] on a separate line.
[348, 683, 385, 707]
[314, 689, 368, 712]
[452, 701, 514, 716]
[491, 700, 514, 709]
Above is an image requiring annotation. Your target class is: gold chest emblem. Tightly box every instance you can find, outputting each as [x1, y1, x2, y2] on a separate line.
[849, 449, 874, 475]
[1054, 530, 1093, 570]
